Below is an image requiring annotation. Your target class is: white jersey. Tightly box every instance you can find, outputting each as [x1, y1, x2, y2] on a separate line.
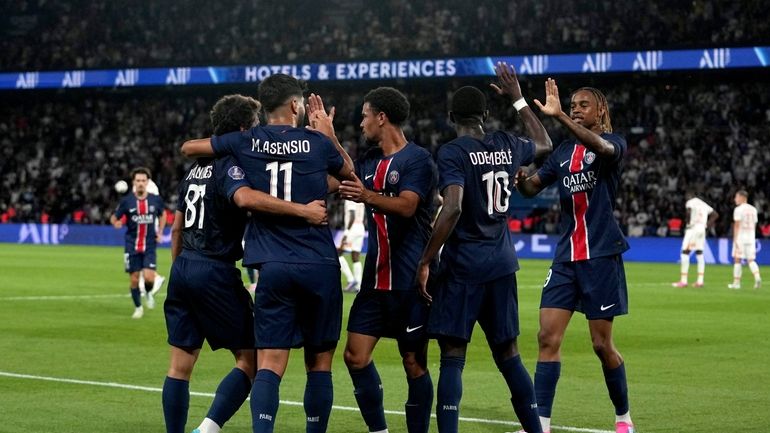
[344, 200, 365, 227]
[686, 197, 714, 231]
[734, 203, 758, 243]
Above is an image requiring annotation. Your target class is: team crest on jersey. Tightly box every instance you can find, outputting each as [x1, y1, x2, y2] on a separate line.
[388, 170, 400, 184]
[584, 151, 596, 164]
[149, 206, 155, 212]
[228, 165, 245, 180]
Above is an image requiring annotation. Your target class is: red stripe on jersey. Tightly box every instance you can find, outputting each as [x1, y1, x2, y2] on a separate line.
[135, 198, 148, 253]
[569, 144, 590, 261]
[372, 158, 393, 290]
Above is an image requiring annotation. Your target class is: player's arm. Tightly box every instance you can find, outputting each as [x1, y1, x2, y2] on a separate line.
[339, 174, 421, 218]
[180, 138, 215, 158]
[232, 186, 328, 225]
[516, 169, 547, 197]
[685, 208, 692, 228]
[171, 211, 184, 262]
[346, 209, 355, 230]
[307, 93, 355, 183]
[707, 210, 719, 228]
[417, 185, 464, 302]
[156, 207, 167, 243]
[535, 78, 616, 157]
[110, 203, 125, 229]
[490, 62, 552, 158]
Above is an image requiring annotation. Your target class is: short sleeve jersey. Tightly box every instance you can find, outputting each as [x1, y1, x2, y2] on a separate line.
[355, 142, 437, 291]
[211, 124, 344, 266]
[344, 200, 366, 227]
[175, 156, 250, 262]
[437, 131, 535, 283]
[114, 192, 165, 254]
[686, 197, 714, 231]
[536, 133, 629, 263]
[734, 203, 758, 243]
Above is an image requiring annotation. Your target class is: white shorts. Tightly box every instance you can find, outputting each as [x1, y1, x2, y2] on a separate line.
[341, 224, 365, 253]
[681, 228, 706, 251]
[733, 240, 756, 261]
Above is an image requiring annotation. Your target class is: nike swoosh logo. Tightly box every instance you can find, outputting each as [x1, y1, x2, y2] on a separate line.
[405, 325, 423, 333]
[559, 160, 570, 167]
[129, 208, 136, 212]
[600, 304, 616, 311]
[365, 174, 374, 180]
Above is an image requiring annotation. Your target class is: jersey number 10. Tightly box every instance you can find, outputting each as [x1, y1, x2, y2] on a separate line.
[481, 170, 511, 215]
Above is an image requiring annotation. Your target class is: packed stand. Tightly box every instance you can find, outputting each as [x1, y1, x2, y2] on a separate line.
[2, 77, 769, 238]
[3, 0, 769, 71]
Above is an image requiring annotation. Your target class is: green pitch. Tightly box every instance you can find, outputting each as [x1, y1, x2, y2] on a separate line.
[0, 244, 768, 433]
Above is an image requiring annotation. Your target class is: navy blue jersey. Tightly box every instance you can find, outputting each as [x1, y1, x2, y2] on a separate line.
[536, 133, 629, 263]
[211, 124, 344, 266]
[175, 156, 250, 262]
[356, 142, 437, 291]
[437, 131, 536, 283]
[114, 193, 165, 254]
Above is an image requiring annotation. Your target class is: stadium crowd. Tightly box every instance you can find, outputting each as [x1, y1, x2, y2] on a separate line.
[2, 0, 769, 70]
[2, 75, 769, 238]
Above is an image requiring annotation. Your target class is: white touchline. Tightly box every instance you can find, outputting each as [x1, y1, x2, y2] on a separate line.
[0, 371, 612, 433]
[0, 293, 167, 301]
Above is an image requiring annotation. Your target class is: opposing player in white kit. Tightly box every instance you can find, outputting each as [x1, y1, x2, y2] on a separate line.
[729, 190, 762, 289]
[135, 178, 167, 299]
[338, 200, 366, 292]
[672, 193, 718, 288]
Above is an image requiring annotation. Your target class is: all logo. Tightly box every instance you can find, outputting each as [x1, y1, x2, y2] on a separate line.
[583, 151, 596, 164]
[387, 170, 400, 184]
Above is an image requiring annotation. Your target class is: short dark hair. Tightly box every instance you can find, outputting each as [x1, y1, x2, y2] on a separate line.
[451, 86, 487, 125]
[737, 189, 749, 199]
[363, 87, 410, 126]
[131, 167, 151, 180]
[258, 73, 307, 113]
[210, 94, 261, 135]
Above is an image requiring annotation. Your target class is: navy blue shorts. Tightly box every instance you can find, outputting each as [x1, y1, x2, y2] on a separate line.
[540, 255, 628, 319]
[347, 289, 429, 351]
[254, 262, 342, 351]
[124, 250, 157, 273]
[427, 272, 520, 345]
[164, 253, 254, 351]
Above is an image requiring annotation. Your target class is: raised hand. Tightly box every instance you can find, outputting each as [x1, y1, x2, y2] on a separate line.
[306, 93, 337, 138]
[534, 78, 563, 117]
[490, 61, 523, 100]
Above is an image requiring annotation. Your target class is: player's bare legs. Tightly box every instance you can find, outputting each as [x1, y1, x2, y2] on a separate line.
[589, 318, 633, 432]
[141, 268, 157, 308]
[399, 340, 432, 433]
[533, 308, 572, 433]
[128, 270, 144, 318]
[251, 349, 290, 433]
[163, 347, 199, 433]
[345, 333, 389, 432]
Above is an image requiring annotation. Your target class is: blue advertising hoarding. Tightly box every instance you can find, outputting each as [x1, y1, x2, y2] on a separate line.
[3, 46, 768, 90]
[2, 223, 767, 265]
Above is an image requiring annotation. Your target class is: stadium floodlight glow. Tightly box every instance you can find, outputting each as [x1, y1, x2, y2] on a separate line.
[2, 46, 769, 91]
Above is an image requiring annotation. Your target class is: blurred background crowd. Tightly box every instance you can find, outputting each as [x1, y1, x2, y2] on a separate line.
[2, 0, 769, 239]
